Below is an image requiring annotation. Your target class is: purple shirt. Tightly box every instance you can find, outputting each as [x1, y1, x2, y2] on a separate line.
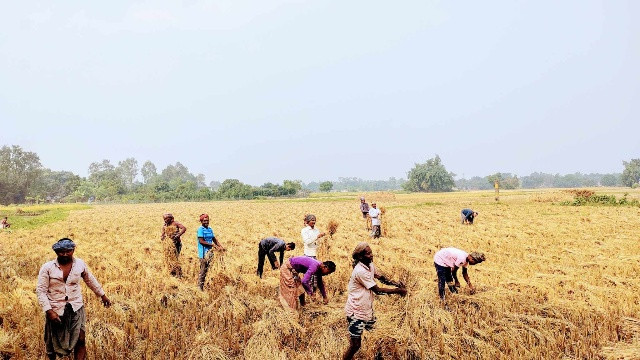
[289, 256, 327, 298]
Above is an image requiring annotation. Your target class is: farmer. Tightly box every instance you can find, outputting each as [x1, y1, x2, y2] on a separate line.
[257, 237, 296, 278]
[461, 208, 478, 224]
[369, 203, 381, 238]
[343, 242, 406, 360]
[279, 255, 336, 310]
[161, 213, 187, 255]
[0, 216, 9, 229]
[433, 247, 485, 300]
[301, 214, 327, 259]
[197, 213, 225, 290]
[359, 197, 370, 230]
[36, 238, 111, 360]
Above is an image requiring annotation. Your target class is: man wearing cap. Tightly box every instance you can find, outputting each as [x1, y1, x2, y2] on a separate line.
[36, 238, 111, 360]
[433, 247, 485, 300]
[161, 213, 187, 255]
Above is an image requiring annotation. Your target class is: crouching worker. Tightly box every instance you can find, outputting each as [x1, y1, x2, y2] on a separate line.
[343, 242, 406, 360]
[434, 247, 485, 301]
[257, 237, 295, 278]
[279, 256, 336, 310]
[36, 238, 111, 360]
[461, 208, 478, 224]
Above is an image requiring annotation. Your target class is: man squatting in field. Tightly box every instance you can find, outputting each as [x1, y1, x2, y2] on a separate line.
[461, 208, 478, 224]
[256, 237, 295, 278]
[343, 242, 407, 360]
[434, 247, 485, 300]
[161, 213, 187, 254]
[36, 238, 111, 360]
[279, 256, 336, 310]
[197, 213, 225, 290]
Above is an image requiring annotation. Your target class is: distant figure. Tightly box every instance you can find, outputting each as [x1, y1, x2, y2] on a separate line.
[1, 216, 10, 229]
[301, 214, 327, 259]
[36, 238, 111, 360]
[161, 213, 187, 254]
[197, 213, 225, 290]
[343, 243, 406, 360]
[257, 237, 295, 278]
[279, 256, 336, 310]
[461, 209, 478, 224]
[359, 197, 370, 230]
[433, 247, 485, 301]
[369, 203, 381, 238]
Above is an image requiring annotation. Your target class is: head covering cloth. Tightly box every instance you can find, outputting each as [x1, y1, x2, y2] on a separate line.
[199, 213, 209, 222]
[469, 252, 486, 264]
[52, 238, 76, 252]
[351, 242, 370, 267]
[304, 214, 316, 224]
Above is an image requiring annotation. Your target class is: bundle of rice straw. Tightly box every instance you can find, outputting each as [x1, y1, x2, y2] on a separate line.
[327, 220, 339, 237]
[162, 225, 182, 277]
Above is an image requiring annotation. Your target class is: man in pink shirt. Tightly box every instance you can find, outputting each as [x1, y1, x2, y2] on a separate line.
[433, 247, 485, 301]
[36, 238, 111, 360]
[343, 242, 406, 360]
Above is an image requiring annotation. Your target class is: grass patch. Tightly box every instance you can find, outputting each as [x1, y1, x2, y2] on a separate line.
[388, 202, 444, 209]
[0, 204, 91, 230]
[560, 192, 640, 207]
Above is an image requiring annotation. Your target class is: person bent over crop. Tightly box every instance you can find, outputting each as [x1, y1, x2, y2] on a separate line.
[1, 216, 10, 229]
[434, 247, 485, 301]
[257, 237, 295, 278]
[279, 256, 336, 310]
[461, 208, 478, 224]
[343, 242, 406, 360]
[197, 213, 225, 290]
[36, 238, 111, 360]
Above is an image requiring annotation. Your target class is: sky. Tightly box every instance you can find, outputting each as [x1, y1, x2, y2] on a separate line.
[1, 1, 638, 185]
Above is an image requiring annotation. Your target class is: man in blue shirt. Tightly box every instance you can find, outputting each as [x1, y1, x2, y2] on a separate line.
[461, 209, 478, 224]
[197, 213, 225, 290]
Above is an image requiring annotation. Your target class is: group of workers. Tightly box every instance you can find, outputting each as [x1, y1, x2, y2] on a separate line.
[34, 199, 485, 360]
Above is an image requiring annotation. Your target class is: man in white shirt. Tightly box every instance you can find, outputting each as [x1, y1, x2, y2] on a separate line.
[368, 203, 381, 238]
[301, 214, 326, 258]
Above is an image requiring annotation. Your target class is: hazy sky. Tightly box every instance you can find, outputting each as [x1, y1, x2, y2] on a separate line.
[1, 1, 638, 185]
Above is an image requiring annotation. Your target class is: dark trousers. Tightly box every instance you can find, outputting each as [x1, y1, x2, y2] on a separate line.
[434, 262, 453, 299]
[257, 245, 277, 278]
[173, 239, 182, 254]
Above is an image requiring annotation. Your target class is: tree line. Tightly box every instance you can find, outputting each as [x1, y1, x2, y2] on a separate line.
[403, 155, 639, 192]
[1, 145, 638, 205]
[0, 145, 306, 205]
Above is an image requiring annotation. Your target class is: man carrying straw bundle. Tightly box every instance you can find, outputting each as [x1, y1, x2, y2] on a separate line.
[301, 214, 327, 259]
[343, 242, 406, 360]
[36, 238, 111, 360]
[161, 213, 186, 255]
[434, 247, 485, 301]
[256, 237, 295, 278]
[197, 213, 225, 290]
[279, 256, 336, 310]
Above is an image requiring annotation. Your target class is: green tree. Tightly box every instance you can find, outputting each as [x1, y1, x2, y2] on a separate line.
[621, 159, 640, 187]
[217, 179, 253, 199]
[487, 173, 520, 189]
[141, 161, 157, 184]
[117, 158, 139, 190]
[403, 155, 455, 192]
[319, 181, 333, 192]
[600, 174, 621, 187]
[0, 145, 43, 205]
